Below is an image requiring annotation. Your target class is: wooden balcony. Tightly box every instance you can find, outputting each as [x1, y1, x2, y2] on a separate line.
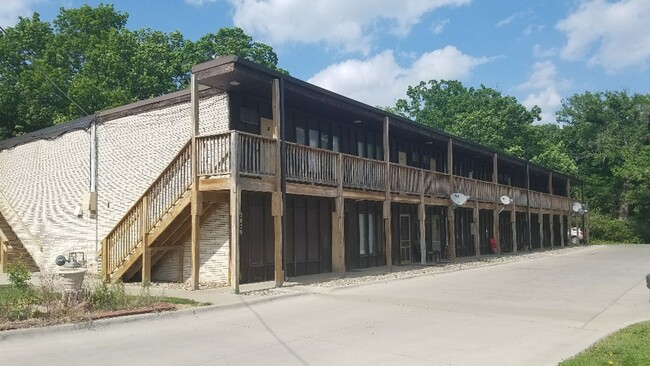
[197, 131, 575, 212]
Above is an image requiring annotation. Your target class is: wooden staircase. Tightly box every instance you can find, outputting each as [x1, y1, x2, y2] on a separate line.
[0, 212, 39, 272]
[102, 140, 196, 282]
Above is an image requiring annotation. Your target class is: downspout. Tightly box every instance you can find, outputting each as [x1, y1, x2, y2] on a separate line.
[279, 78, 287, 281]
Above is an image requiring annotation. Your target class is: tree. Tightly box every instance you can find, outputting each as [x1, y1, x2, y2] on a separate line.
[393, 79, 576, 174]
[0, 4, 285, 139]
[557, 91, 650, 228]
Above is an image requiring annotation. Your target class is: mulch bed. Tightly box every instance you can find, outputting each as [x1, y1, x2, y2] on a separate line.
[0, 303, 176, 332]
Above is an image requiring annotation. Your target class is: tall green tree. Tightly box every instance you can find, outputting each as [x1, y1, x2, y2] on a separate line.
[393, 79, 576, 174]
[557, 91, 650, 234]
[0, 4, 285, 139]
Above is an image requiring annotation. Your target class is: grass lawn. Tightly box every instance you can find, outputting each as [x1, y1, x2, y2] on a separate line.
[559, 321, 650, 366]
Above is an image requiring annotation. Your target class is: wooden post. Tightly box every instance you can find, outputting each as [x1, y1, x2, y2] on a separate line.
[272, 79, 284, 288]
[141, 196, 151, 283]
[492, 153, 499, 254]
[0, 239, 6, 273]
[548, 172, 554, 250]
[550, 213, 555, 249]
[448, 206, 456, 259]
[230, 131, 241, 293]
[419, 170, 426, 264]
[526, 164, 532, 251]
[560, 210, 566, 248]
[511, 188, 517, 254]
[101, 239, 109, 281]
[190, 73, 202, 290]
[447, 138, 455, 260]
[584, 201, 589, 245]
[332, 153, 345, 274]
[539, 200, 544, 250]
[383, 116, 392, 271]
[473, 200, 480, 258]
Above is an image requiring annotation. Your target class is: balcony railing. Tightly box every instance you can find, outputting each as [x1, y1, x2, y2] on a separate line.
[195, 131, 574, 211]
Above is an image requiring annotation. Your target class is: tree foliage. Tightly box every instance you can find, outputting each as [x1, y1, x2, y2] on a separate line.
[557, 91, 650, 241]
[0, 4, 285, 139]
[393, 80, 577, 175]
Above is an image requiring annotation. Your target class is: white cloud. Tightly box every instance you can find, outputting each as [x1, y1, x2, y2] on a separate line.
[185, 0, 217, 5]
[229, 0, 471, 54]
[0, 0, 41, 27]
[431, 19, 450, 34]
[557, 0, 650, 73]
[518, 61, 565, 124]
[532, 44, 557, 58]
[308, 46, 489, 107]
[496, 10, 532, 28]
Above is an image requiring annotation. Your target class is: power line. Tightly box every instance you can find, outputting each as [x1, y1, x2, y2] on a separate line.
[0, 24, 91, 117]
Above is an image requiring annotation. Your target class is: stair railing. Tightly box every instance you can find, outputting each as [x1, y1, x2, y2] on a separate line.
[102, 140, 192, 278]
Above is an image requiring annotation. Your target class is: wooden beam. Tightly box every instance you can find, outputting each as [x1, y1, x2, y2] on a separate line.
[560, 212, 566, 248]
[383, 116, 392, 272]
[548, 172, 553, 195]
[419, 170, 426, 265]
[199, 178, 231, 192]
[511, 186, 517, 254]
[550, 214, 554, 249]
[190, 74, 201, 290]
[343, 189, 385, 202]
[448, 206, 456, 259]
[230, 131, 241, 294]
[332, 153, 345, 274]
[101, 239, 109, 281]
[141, 196, 151, 283]
[539, 203, 544, 250]
[493, 207, 499, 254]
[526, 163, 532, 251]
[239, 178, 275, 193]
[272, 78, 284, 288]
[287, 183, 337, 198]
[473, 200, 480, 258]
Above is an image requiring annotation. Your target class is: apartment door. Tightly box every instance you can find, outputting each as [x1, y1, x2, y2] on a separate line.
[399, 214, 411, 262]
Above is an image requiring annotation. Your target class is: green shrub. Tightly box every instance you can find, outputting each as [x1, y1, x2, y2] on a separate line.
[87, 281, 129, 311]
[589, 211, 641, 244]
[7, 260, 31, 292]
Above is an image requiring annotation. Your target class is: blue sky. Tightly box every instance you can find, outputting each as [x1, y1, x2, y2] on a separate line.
[2, 0, 649, 123]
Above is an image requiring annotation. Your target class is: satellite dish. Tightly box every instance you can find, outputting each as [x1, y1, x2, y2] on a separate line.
[55, 255, 67, 266]
[572, 202, 583, 213]
[450, 192, 469, 206]
[500, 195, 512, 205]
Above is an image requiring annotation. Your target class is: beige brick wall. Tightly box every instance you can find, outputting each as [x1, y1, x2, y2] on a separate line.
[0, 130, 93, 270]
[0, 93, 230, 273]
[152, 199, 230, 285]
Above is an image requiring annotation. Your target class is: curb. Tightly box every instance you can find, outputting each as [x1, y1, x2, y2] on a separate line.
[0, 290, 307, 342]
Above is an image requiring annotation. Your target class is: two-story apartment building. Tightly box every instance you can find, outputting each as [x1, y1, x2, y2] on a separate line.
[0, 56, 586, 292]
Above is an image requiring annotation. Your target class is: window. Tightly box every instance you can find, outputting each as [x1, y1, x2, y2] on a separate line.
[358, 140, 365, 158]
[332, 126, 340, 152]
[296, 126, 306, 145]
[309, 128, 319, 148]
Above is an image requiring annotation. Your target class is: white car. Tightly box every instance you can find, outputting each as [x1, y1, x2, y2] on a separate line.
[569, 227, 583, 245]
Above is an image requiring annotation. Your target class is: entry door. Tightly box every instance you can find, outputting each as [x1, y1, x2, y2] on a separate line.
[431, 214, 441, 252]
[399, 214, 411, 262]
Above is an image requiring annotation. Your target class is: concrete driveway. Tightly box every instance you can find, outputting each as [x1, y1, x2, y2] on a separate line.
[1, 245, 649, 366]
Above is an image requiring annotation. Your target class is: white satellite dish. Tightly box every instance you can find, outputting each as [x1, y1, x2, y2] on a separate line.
[500, 195, 512, 205]
[450, 192, 469, 206]
[572, 202, 583, 213]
